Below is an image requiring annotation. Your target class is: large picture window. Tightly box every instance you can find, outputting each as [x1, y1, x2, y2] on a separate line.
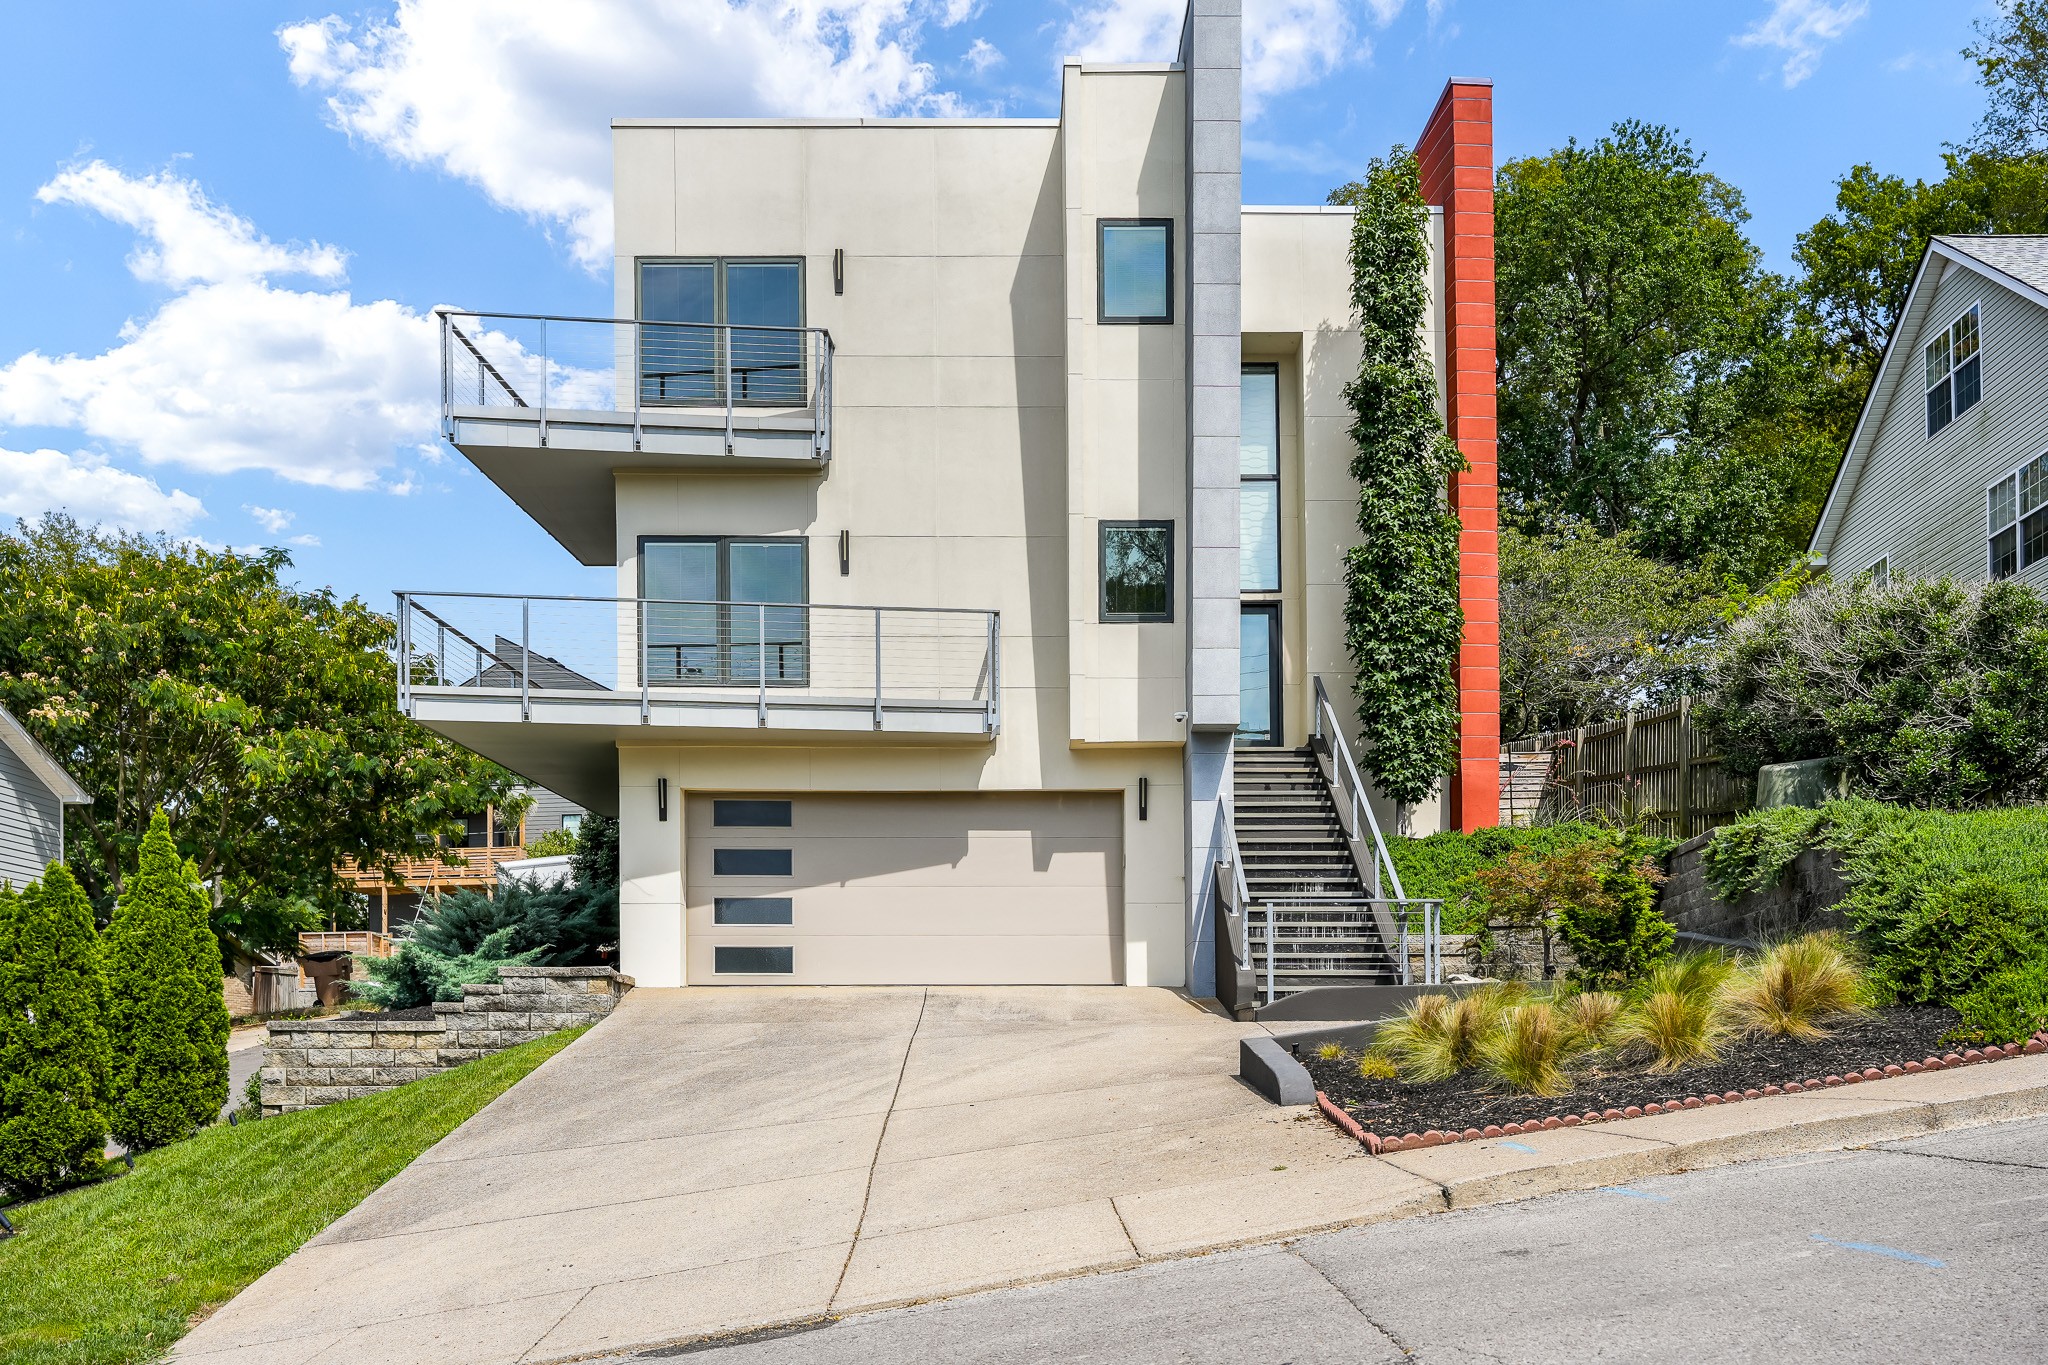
[640, 536, 808, 684]
[1926, 303, 1982, 439]
[637, 258, 805, 406]
[1240, 365, 1280, 592]
[1097, 220, 1173, 324]
[1989, 453, 2047, 580]
[1100, 521, 1173, 622]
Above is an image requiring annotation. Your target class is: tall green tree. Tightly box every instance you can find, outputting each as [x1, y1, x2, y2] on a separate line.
[1495, 121, 1827, 583]
[0, 516, 521, 955]
[1329, 151, 1465, 824]
[1967, 0, 2048, 156]
[103, 812, 223, 1150]
[0, 866, 112, 1194]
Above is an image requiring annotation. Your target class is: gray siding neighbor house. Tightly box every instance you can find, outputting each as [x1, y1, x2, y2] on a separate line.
[0, 704, 90, 888]
[1811, 235, 2048, 590]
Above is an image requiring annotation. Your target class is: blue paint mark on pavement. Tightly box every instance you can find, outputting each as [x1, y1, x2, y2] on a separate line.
[1810, 1234, 1945, 1268]
[1596, 1186, 1672, 1202]
[1497, 1141, 1537, 1153]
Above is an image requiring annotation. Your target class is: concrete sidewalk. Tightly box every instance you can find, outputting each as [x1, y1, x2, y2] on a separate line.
[170, 989, 2048, 1365]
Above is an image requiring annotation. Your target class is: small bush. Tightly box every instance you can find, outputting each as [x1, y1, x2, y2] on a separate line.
[1479, 1002, 1572, 1097]
[1559, 990, 1623, 1048]
[402, 878, 619, 967]
[1316, 1041, 1348, 1062]
[1724, 932, 1868, 1040]
[1877, 877, 2035, 1006]
[523, 828, 577, 858]
[1357, 1050, 1399, 1081]
[1701, 806, 1826, 900]
[1617, 952, 1734, 1071]
[1952, 954, 2048, 1045]
[1379, 988, 1514, 1081]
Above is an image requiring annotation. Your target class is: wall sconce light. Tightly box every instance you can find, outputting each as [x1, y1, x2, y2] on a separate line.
[1139, 776, 1149, 821]
[839, 529, 851, 576]
[834, 248, 845, 295]
[657, 776, 669, 822]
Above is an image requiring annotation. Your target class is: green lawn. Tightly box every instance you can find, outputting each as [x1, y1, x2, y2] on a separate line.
[0, 1027, 586, 1365]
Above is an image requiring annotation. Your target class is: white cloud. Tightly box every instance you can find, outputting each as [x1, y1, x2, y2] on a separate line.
[1735, 0, 1868, 88]
[0, 447, 206, 533]
[1060, 0, 1377, 117]
[37, 161, 346, 287]
[280, 1, 963, 270]
[1, 165, 439, 491]
[246, 504, 295, 533]
[938, 0, 979, 26]
[963, 37, 1002, 72]
[288, 532, 322, 547]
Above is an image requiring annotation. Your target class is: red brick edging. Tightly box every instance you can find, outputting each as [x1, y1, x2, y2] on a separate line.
[1317, 1032, 2048, 1156]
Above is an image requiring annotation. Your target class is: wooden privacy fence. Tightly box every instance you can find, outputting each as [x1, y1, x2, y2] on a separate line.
[1505, 698, 1751, 840]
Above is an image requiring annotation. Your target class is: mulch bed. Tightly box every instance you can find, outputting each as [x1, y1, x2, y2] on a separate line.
[1302, 1007, 2044, 1152]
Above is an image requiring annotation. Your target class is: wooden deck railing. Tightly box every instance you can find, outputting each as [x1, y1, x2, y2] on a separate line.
[345, 845, 529, 888]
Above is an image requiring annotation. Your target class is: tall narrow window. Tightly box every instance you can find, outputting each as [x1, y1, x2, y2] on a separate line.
[1990, 453, 2047, 579]
[1098, 220, 1173, 323]
[1100, 522, 1173, 622]
[638, 258, 804, 405]
[1240, 365, 1280, 592]
[1926, 303, 1982, 438]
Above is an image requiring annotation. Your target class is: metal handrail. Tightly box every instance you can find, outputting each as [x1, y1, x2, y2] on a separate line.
[437, 308, 834, 461]
[1217, 801, 1255, 971]
[1312, 675, 1408, 902]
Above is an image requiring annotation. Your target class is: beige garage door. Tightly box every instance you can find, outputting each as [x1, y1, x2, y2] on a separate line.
[684, 792, 1124, 985]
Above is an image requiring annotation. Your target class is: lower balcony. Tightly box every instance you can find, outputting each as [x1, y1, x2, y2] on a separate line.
[396, 593, 1000, 801]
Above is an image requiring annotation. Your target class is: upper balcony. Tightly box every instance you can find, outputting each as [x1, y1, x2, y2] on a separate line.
[438, 310, 835, 564]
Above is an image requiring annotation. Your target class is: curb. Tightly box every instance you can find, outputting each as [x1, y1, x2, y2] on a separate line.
[1316, 1033, 2048, 1153]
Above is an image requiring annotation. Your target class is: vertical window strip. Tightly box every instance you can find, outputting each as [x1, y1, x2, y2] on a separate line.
[1926, 304, 1983, 438]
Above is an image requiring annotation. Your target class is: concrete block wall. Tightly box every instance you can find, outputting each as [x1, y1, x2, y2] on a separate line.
[1660, 836, 1848, 947]
[260, 966, 631, 1116]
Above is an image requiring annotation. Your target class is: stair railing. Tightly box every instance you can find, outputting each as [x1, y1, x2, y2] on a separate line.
[1213, 801, 1262, 1012]
[1310, 676, 1443, 984]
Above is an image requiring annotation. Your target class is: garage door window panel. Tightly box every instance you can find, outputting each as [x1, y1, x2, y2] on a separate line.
[715, 897, 794, 925]
[713, 799, 793, 827]
[713, 848, 793, 877]
[715, 946, 794, 974]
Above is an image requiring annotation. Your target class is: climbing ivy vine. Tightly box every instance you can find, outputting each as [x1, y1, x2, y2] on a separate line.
[1330, 150, 1466, 818]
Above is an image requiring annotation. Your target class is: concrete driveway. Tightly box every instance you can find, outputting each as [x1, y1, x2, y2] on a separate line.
[173, 987, 1378, 1365]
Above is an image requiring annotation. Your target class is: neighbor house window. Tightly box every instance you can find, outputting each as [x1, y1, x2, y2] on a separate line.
[1098, 220, 1173, 323]
[1100, 521, 1173, 622]
[641, 536, 807, 685]
[560, 813, 583, 832]
[1989, 453, 2047, 579]
[1926, 303, 1982, 438]
[1862, 558, 1890, 589]
[637, 258, 805, 405]
[1240, 365, 1280, 592]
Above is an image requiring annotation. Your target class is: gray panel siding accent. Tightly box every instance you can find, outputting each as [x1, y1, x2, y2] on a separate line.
[0, 741, 64, 888]
[1832, 265, 2048, 592]
[520, 786, 588, 838]
[1181, 0, 1241, 998]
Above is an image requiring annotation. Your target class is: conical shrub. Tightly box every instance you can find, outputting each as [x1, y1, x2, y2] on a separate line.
[0, 867, 112, 1194]
[180, 855, 231, 1125]
[103, 811, 213, 1150]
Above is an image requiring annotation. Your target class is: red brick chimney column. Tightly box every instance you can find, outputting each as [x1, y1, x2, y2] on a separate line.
[1416, 79, 1500, 833]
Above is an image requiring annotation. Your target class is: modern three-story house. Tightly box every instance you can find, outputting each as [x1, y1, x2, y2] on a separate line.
[400, 0, 1500, 1000]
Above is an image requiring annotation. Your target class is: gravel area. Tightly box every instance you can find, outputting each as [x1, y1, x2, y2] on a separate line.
[1303, 1007, 1965, 1138]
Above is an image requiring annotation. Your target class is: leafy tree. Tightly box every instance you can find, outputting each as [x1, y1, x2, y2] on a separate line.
[1699, 577, 2048, 808]
[0, 866, 112, 1195]
[102, 812, 219, 1150]
[1966, 0, 2048, 156]
[1328, 150, 1465, 824]
[1498, 525, 1733, 737]
[1495, 121, 1827, 581]
[0, 516, 522, 955]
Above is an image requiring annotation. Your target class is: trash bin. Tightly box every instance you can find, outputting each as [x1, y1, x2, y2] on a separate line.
[299, 950, 354, 1008]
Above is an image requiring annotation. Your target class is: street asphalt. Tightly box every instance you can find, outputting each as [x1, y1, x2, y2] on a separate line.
[644, 1115, 2048, 1365]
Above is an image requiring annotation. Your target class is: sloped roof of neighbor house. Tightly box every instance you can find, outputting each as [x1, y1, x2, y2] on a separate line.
[1808, 234, 2048, 562]
[0, 704, 91, 804]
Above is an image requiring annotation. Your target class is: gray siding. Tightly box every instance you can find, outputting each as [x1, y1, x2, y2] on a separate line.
[520, 786, 587, 839]
[0, 740, 64, 889]
[1832, 262, 2048, 591]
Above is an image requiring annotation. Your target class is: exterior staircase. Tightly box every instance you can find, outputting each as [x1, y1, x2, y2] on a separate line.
[1230, 746, 1403, 998]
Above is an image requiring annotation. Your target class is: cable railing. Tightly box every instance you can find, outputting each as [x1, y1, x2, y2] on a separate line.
[437, 309, 834, 460]
[395, 592, 997, 733]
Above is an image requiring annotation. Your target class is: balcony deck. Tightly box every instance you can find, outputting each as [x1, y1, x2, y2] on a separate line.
[439, 310, 833, 564]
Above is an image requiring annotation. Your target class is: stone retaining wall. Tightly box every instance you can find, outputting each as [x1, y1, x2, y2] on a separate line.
[260, 965, 631, 1115]
[1660, 834, 1847, 946]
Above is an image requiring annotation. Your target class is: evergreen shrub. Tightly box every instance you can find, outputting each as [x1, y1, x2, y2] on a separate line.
[0, 866, 113, 1195]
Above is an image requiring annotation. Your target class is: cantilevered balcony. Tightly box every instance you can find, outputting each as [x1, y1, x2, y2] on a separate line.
[395, 593, 999, 791]
[437, 311, 835, 563]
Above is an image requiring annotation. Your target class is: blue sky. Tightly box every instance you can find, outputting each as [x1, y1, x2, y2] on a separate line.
[0, 0, 1998, 609]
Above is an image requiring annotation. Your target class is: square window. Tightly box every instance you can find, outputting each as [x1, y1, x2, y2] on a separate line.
[712, 847, 792, 877]
[560, 813, 582, 832]
[714, 945, 793, 974]
[1100, 521, 1173, 622]
[1098, 220, 1172, 323]
[714, 897, 794, 926]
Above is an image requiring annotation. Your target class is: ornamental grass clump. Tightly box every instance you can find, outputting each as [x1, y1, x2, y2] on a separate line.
[1560, 990, 1623, 1049]
[1724, 932, 1869, 1041]
[1618, 952, 1735, 1072]
[1478, 1002, 1573, 1097]
[1379, 986, 1513, 1082]
[1316, 1041, 1348, 1062]
[1356, 1049, 1399, 1081]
